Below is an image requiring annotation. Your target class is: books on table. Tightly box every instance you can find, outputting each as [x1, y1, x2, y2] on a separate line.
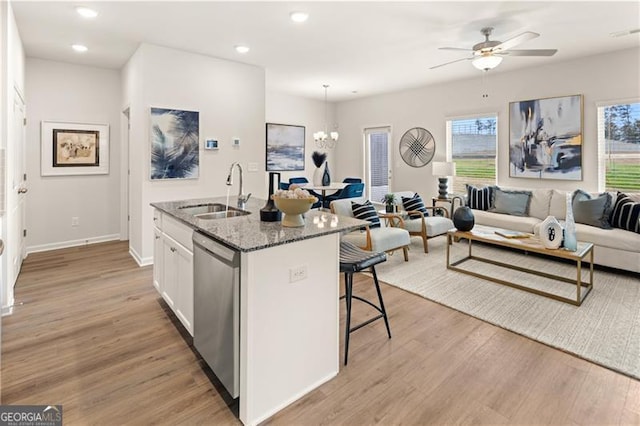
[494, 230, 531, 239]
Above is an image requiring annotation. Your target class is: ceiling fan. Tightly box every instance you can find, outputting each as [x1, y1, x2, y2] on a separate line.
[430, 27, 557, 71]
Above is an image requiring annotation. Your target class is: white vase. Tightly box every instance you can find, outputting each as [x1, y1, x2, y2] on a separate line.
[540, 215, 562, 249]
[563, 193, 577, 251]
[313, 165, 324, 186]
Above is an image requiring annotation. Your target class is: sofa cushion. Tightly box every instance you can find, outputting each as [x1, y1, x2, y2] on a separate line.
[574, 223, 640, 251]
[571, 189, 612, 229]
[528, 189, 553, 220]
[490, 188, 532, 216]
[549, 189, 568, 220]
[466, 184, 495, 211]
[351, 200, 381, 229]
[610, 192, 640, 234]
[472, 209, 540, 233]
[402, 193, 429, 216]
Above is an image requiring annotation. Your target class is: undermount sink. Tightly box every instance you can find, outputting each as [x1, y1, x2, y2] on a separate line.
[178, 203, 250, 219]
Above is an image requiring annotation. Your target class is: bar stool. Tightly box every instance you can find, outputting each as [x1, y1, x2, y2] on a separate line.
[339, 241, 391, 365]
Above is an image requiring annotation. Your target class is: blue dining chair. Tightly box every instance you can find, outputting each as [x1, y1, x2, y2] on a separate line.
[323, 183, 365, 209]
[342, 177, 362, 183]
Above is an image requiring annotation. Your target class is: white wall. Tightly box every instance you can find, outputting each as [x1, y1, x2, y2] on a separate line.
[123, 44, 265, 265]
[25, 58, 122, 252]
[335, 48, 640, 200]
[266, 90, 339, 183]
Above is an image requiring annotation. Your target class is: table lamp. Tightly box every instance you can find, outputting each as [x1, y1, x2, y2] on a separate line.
[432, 161, 456, 199]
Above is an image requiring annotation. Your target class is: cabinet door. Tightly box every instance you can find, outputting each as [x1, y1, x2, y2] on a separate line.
[174, 242, 194, 336]
[162, 235, 179, 309]
[153, 228, 164, 294]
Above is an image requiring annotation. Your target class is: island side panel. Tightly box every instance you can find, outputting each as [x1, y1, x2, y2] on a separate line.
[240, 233, 340, 425]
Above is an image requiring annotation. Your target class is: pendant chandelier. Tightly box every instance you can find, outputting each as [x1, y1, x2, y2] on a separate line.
[314, 84, 338, 149]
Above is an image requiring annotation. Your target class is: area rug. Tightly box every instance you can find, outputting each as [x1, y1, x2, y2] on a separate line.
[374, 237, 640, 380]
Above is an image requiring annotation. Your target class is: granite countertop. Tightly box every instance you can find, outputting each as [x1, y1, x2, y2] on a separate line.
[151, 196, 366, 252]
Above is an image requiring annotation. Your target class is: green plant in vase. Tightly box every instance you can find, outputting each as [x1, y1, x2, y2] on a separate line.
[382, 193, 396, 213]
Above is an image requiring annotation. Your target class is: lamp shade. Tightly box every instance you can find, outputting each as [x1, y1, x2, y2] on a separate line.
[432, 161, 456, 177]
[472, 55, 503, 71]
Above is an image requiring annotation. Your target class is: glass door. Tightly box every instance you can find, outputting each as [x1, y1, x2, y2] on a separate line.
[364, 126, 391, 203]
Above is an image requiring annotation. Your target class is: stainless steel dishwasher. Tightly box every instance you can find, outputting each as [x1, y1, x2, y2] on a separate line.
[192, 231, 240, 399]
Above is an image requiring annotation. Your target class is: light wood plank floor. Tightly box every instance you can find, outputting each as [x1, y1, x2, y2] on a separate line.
[2, 241, 638, 425]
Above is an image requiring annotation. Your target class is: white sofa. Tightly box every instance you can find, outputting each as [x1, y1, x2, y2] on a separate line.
[468, 188, 640, 274]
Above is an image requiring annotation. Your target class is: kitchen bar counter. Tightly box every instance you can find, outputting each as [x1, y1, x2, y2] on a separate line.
[151, 196, 364, 252]
[152, 196, 365, 425]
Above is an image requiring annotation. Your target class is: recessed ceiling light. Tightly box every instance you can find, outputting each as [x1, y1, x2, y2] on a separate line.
[290, 12, 309, 23]
[76, 6, 98, 18]
[235, 45, 250, 54]
[72, 44, 88, 53]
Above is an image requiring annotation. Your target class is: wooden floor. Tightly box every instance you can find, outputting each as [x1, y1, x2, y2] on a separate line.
[2, 241, 639, 425]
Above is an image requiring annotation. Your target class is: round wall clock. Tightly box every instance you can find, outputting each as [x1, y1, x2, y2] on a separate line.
[399, 127, 435, 168]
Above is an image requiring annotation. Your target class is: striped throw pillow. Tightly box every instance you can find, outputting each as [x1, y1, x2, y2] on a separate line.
[351, 200, 381, 229]
[402, 193, 429, 216]
[466, 184, 494, 211]
[609, 192, 640, 234]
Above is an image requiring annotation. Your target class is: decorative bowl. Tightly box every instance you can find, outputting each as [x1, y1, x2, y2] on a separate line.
[272, 196, 317, 227]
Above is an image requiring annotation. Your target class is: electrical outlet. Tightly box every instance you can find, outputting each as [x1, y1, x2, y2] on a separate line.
[289, 264, 307, 283]
[71, 217, 79, 227]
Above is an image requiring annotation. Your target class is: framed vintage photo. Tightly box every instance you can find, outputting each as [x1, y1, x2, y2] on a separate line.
[266, 123, 305, 171]
[150, 107, 199, 180]
[509, 94, 583, 180]
[41, 121, 109, 176]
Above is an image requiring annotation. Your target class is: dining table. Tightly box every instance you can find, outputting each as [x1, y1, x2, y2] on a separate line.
[301, 182, 347, 210]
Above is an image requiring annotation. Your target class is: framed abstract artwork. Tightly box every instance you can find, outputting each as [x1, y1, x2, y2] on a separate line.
[150, 107, 199, 180]
[266, 123, 305, 171]
[508, 94, 583, 180]
[41, 121, 109, 176]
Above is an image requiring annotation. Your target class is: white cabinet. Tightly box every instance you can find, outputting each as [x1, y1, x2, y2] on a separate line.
[153, 209, 194, 336]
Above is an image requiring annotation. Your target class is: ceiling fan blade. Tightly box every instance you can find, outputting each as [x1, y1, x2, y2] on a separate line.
[438, 47, 474, 52]
[499, 49, 557, 57]
[492, 31, 539, 52]
[429, 57, 472, 70]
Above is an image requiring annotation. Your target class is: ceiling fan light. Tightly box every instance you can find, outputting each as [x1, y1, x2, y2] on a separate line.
[472, 55, 503, 70]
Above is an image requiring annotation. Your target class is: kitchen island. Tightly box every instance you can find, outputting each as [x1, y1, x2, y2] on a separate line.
[151, 196, 365, 425]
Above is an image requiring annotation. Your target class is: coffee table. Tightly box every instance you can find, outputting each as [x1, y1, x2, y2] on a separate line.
[446, 225, 594, 306]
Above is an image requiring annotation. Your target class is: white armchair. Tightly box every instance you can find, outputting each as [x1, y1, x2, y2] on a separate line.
[330, 197, 411, 261]
[393, 191, 454, 253]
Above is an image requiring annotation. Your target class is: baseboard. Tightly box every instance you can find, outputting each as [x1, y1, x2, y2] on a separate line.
[129, 246, 153, 267]
[26, 234, 121, 254]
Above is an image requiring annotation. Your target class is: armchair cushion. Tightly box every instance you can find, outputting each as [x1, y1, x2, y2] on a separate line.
[351, 200, 381, 229]
[342, 227, 410, 254]
[403, 215, 453, 236]
[401, 193, 429, 216]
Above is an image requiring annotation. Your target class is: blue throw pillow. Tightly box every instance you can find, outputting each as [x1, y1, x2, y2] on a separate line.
[351, 200, 381, 229]
[490, 188, 532, 216]
[402, 193, 429, 216]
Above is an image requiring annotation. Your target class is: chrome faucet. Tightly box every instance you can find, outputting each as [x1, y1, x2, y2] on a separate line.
[226, 162, 251, 208]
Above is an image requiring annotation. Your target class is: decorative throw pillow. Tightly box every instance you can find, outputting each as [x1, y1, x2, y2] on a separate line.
[609, 192, 640, 234]
[490, 188, 532, 216]
[466, 184, 494, 211]
[571, 189, 612, 229]
[402, 193, 429, 216]
[351, 200, 381, 229]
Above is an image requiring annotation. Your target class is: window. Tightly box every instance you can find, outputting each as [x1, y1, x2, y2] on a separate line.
[446, 116, 497, 194]
[364, 127, 391, 203]
[597, 102, 640, 193]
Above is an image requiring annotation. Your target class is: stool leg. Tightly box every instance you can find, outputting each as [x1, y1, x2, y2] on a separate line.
[344, 271, 353, 366]
[371, 266, 391, 339]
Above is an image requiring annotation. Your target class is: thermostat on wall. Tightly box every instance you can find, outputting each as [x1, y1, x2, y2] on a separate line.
[205, 139, 219, 150]
[232, 137, 240, 147]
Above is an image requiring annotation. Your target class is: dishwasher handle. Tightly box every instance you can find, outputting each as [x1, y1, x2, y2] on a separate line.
[193, 232, 239, 265]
